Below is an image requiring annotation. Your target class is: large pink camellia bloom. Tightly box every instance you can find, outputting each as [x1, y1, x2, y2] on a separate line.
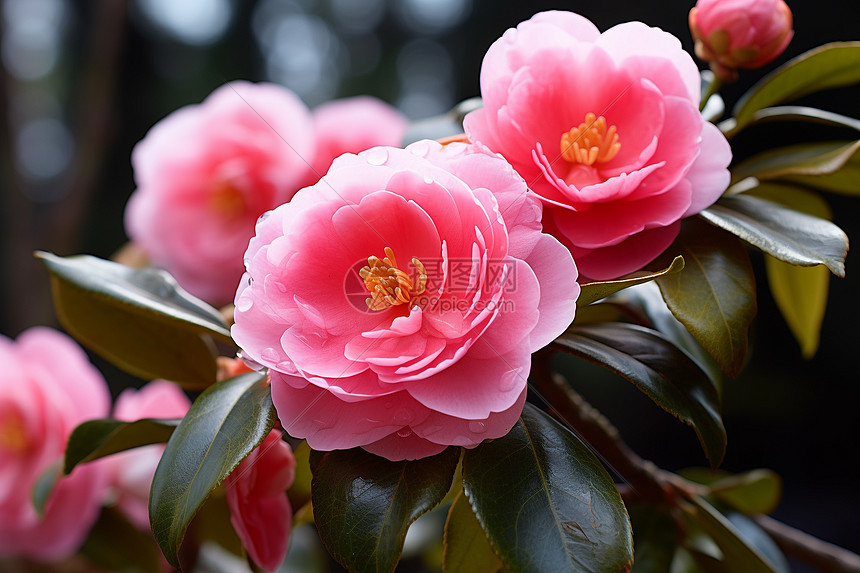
[0, 327, 110, 560]
[464, 11, 732, 281]
[310, 96, 408, 178]
[224, 429, 295, 572]
[125, 81, 316, 305]
[107, 380, 191, 530]
[232, 140, 579, 461]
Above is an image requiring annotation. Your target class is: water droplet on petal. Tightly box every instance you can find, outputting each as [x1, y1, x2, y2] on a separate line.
[422, 424, 443, 436]
[409, 140, 430, 157]
[468, 421, 487, 434]
[499, 371, 521, 392]
[274, 281, 288, 293]
[394, 408, 414, 425]
[257, 210, 272, 223]
[397, 427, 413, 438]
[261, 347, 280, 363]
[384, 401, 394, 409]
[235, 292, 253, 312]
[366, 148, 388, 166]
[423, 175, 434, 185]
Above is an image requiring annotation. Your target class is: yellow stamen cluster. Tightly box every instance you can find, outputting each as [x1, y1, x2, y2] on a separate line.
[560, 112, 621, 166]
[0, 415, 28, 454]
[210, 180, 246, 216]
[359, 247, 427, 311]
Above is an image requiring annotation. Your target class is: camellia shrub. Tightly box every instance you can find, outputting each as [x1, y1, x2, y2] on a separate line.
[5, 1, 860, 572]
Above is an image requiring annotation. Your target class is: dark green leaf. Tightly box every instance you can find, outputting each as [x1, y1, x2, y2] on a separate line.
[463, 403, 633, 573]
[682, 496, 779, 573]
[32, 459, 62, 518]
[80, 507, 163, 573]
[699, 194, 848, 276]
[722, 512, 790, 573]
[656, 220, 757, 378]
[65, 418, 180, 475]
[719, 105, 860, 137]
[729, 140, 860, 194]
[578, 256, 685, 306]
[554, 323, 725, 468]
[733, 42, 860, 132]
[311, 446, 460, 573]
[615, 283, 723, 389]
[287, 440, 313, 517]
[444, 491, 503, 573]
[149, 371, 275, 570]
[629, 505, 679, 573]
[36, 252, 231, 388]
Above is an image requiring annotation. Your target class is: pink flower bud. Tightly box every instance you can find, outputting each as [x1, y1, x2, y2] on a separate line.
[690, 0, 793, 80]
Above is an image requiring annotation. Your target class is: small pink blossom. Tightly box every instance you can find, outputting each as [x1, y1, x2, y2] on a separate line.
[224, 429, 295, 572]
[232, 141, 579, 461]
[310, 96, 408, 179]
[465, 11, 732, 280]
[107, 380, 191, 530]
[0, 327, 111, 561]
[125, 81, 316, 305]
[690, 0, 793, 81]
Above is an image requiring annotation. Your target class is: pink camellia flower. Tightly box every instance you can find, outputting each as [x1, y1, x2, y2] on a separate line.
[232, 140, 579, 461]
[690, 0, 793, 81]
[125, 81, 316, 305]
[107, 380, 191, 530]
[0, 327, 110, 561]
[310, 96, 408, 178]
[224, 429, 295, 572]
[464, 11, 732, 281]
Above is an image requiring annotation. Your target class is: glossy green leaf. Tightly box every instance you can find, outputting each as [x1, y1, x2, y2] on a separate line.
[32, 459, 62, 518]
[578, 256, 685, 306]
[463, 403, 633, 573]
[719, 105, 860, 137]
[311, 446, 460, 573]
[616, 283, 723, 389]
[287, 440, 313, 518]
[36, 252, 231, 388]
[682, 496, 780, 573]
[629, 505, 679, 573]
[443, 491, 503, 573]
[80, 507, 163, 573]
[699, 194, 848, 276]
[744, 184, 833, 358]
[730, 140, 860, 194]
[733, 42, 860, 132]
[65, 418, 180, 475]
[554, 323, 725, 468]
[722, 512, 790, 573]
[709, 470, 782, 515]
[656, 220, 757, 378]
[149, 371, 275, 570]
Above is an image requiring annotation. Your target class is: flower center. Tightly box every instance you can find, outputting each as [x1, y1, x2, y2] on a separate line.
[359, 247, 427, 311]
[210, 179, 246, 216]
[0, 412, 29, 454]
[560, 112, 621, 166]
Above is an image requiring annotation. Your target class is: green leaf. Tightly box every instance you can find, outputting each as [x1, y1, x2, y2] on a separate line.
[463, 403, 633, 573]
[287, 440, 313, 517]
[578, 256, 685, 307]
[744, 184, 834, 358]
[721, 512, 790, 573]
[719, 105, 860, 137]
[149, 371, 275, 570]
[629, 505, 679, 573]
[554, 323, 725, 468]
[766, 257, 830, 358]
[729, 140, 860, 194]
[80, 507, 163, 573]
[32, 459, 62, 518]
[699, 194, 848, 276]
[656, 220, 757, 378]
[733, 42, 860, 132]
[443, 491, 503, 573]
[310, 446, 460, 573]
[64, 418, 180, 475]
[681, 496, 780, 573]
[708, 470, 782, 515]
[36, 252, 232, 389]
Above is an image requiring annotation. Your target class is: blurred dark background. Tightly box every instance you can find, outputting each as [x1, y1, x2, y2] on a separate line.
[1, 0, 857, 570]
